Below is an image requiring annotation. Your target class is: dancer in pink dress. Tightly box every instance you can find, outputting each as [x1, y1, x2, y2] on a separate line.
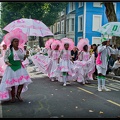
[57, 38, 75, 86]
[0, 44, 7, 78]
[48, 40, 61, 81]
[30, 38, 55, 75]
[0, 38, 32, 103]
[74, 38, 95, 85]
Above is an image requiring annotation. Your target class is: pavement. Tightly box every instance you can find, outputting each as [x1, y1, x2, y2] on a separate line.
[0, 66, 120, 118]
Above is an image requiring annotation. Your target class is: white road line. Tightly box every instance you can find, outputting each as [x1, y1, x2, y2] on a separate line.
[0, 101, 2, 118]
[107, 84, 120, 90]
[106, 79, 120, 83]
[77, 87, 120, 107]
[105, 86, 119, 91]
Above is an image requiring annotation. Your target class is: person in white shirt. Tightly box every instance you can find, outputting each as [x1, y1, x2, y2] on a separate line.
[112, 56, 120, 76]
[96, 38, 120, 92]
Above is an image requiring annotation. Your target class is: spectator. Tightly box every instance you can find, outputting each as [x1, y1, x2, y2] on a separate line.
[112, 56, 120, 76]
[71, 46, 78, 61]
[92, 44, 98, 80]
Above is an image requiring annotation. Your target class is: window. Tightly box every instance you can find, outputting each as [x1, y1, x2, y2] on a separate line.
[78, 2, 83, 8]
[57, 22, 60, 32]
[92, 37, 101, 45]
[66, 19, 69, 32]
[93, 2, 102, 7]
[69, 2, 75, 12]
[61, 20, 64, 34]
[92, 15, 102, 31]
[71, 18, 74, 31]
[78, 15, 83, 32]
[113, 3, 116, 13]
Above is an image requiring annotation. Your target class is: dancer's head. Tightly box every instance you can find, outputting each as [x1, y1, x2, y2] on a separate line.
[101, 38, 108, 46]
[10, 38, 19, 50]
[83, 45, 88, 52]
[2, 44, 7, 50]
[55, 45, 59, 50]
[64, 43, 69, 50]
[73, 46, 77, 51]
[117, 56, 120, 62]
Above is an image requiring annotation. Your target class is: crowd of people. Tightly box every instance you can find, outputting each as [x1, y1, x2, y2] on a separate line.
[28, 38, 120, 89]
[0, 37, 120, 103]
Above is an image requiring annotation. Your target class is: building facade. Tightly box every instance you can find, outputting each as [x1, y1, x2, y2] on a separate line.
[50, 2, 120, 45]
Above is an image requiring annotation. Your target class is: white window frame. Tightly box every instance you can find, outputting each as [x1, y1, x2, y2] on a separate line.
[69, 2, 75, 12]
[92, 37, 101, 45]
[78, 15, 83, 32]
[61, 20, 64, 34]
[57, 22, 60, 32]
[66, 19, 70, 32]
[78, 2, 83, 8]
[113, 2, 116, 13]
[92, 15, 102, 31]
[93, 2, 102, 8]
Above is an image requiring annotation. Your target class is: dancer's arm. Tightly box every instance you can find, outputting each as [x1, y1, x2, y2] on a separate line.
[58, 50, 63, 63]
[108, 46, 119, 55]
[4, 49, 11, 66]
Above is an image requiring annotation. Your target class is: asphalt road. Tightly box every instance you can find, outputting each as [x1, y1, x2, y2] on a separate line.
[0, 66, 120, 118]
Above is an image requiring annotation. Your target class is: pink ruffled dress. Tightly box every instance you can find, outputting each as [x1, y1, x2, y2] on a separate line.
[56, 50, 75, 82]
[48, 50, 60, 79]
[0, 48, 32, 101]
[30, 49, 52, 74]
[74, 51, 95, 83]
[0, 50, 7, 76]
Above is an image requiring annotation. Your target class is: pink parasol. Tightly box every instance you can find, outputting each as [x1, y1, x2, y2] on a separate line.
[3, 18, 53, 37]
[3, 28, 27, 47]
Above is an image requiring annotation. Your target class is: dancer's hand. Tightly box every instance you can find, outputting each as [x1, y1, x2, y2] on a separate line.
[6, 62, 12, 66]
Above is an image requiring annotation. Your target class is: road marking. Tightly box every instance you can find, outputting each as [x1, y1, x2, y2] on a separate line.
[77, 87, 94, 94]
[107, 100, 120, 107]
[77, 87, 120, 108]
[85, 84, 119, 91]
[0, 101, 2, 118]
[105, 86, 119, 91]
[85, 84, 97, 88]
[106, 79, 120, 83]
[107, 84, 120, 90]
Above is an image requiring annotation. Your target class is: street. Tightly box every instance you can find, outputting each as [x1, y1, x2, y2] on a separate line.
[0, 66, 120, 118]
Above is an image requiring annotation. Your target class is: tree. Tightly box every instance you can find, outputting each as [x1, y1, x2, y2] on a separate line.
[0, 2, 67, 47]
[103, 2, 120, 46]
[0, 2, 67, 29]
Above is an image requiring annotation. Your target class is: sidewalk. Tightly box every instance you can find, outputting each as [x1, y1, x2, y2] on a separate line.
[106, 72, 120, 81]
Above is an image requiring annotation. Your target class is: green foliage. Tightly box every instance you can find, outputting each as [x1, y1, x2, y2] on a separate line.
[0, 2, 68, 32]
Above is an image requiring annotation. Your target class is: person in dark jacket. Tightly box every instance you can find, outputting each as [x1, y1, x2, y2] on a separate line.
[71, 46, 78, 61]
